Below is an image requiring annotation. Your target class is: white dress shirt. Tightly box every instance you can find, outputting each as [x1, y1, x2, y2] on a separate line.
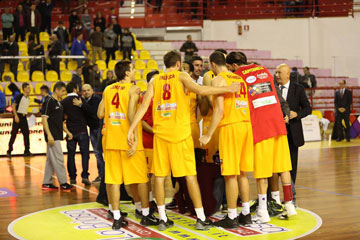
[280, 81, 290, 100]
[31, 11, 35, 27]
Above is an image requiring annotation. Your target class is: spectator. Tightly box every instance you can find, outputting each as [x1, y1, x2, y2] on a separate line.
[301, 66, 317, 88]
[107, 7, 118, 24]
[61, 0, 70, 13]
[61, 82, 91, 185]
[34, 84, 51, 105]
[190, 55, 203, 84]
[7, 35, 19, 80]
[28, 34, 45, 77]
[73, 84, 104, 183]
[111, 18, 122, 44]
[0, 34, 9, 80]
[13, 4, 27, 42]
[290, 67, 302, 84]
[89, 26, 103, 64]
[88, 64, 101, 92]
[8, 82, 21, 104]
[69, 10, 80, 33]
[120, 28, 135, 60]
[94, 12, 106, 32]
[334, 80, 352, 142]
[0, 87, 6, 113]
[41, 81, 74, 191]
[38, 0, 55, 34]
[54, 21, 70, 55]
[81, 8, 92, 36]
[70, 33, 89, 68]
[81, 59, 92, 84]
[48, 34, 62, 76]
[71, 67, 83, 92]
[103, 24, 116, 66]
[7, 83, 32, 158]
[71, 20, 88, 42]
[99, 70, 114, 92]
[1, 8, 14, 41]
[180, 35, 198, 62]
[27, 3, 42, 44]
[22, 0, 32, 13]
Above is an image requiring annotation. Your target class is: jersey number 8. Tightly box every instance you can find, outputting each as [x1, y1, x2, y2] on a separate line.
[162, 84, 171, 100]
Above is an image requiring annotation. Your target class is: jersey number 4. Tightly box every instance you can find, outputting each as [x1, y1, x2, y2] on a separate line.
[111, 93, 120, 108]
[235, 82, 247, 98]
[162, 84, 171, 100]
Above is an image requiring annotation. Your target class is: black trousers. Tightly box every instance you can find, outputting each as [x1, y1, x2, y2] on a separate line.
[122, 47, 132, 60]
[336, 111, 350, 140]
[15, 27, 26, 42]
[105, 47, 115, 66]
[287, 132, 299, 184]
[30, 27, 40, 44]
[50, 58, 60, 76]
[8, 114, 30, 154]
[41, 17, 52, 34]
[3, 28, 13, 41]
[9, 60, 18, 81]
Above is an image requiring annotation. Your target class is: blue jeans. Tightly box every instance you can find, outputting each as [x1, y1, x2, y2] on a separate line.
[66, 132, 90, 180]
[90, 128, 104, 177]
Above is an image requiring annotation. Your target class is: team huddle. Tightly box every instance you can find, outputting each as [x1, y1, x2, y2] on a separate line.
[97, 49, 297, 231]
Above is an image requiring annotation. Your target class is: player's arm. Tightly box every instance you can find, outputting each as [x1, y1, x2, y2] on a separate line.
[63, 122, 73, 140]
[180, 72, 239, 96]
[97, 97, 105, 119]
[127, 85, 141, 156]
[198, 71, 213, 116]
[142, 121, 153, 134]
[199, 76, 226, 145]
[128, 80, 154, 147]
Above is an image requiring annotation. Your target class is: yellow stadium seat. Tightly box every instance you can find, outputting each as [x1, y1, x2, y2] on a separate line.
[17, 71, 30, 82]
[135, 60, 146, 70]
[20, 52, 29, 62]
[0, 84, 3, 92]
[20, 83, 34, 94]
[25, 62, 30, 71]
[28, 106, 39, 113]
[46, 70, 59, 82]
[147, 59, 158, 69]
[312, 110, 323, 119]
[140, 50, 151, 60]
[102, 50, 106, 60]
[86, 41, 91, 49]
[96, 60, 107, 71]
[35, 83, 46, 95]
[51, 82, 56, 92]
[2, 72, 15, 82]
[136, 80, 147, 92]
[60, 70, 73, 82]
[68, 61, 78, 71]
[134, 71, 141, 80]
[5, 84, 12, 95]
[40, 32, 50, 42]
[32, 71, 44, 82]
[135, 40, 143, 50]
[43, 41, 49, 51]
[18, 42, 28, 52]
[17, 63, 24, 72]
[132, 51, 138, 60]
[115, 51, 123, 60]
[60, 61, 66, 71]
[102, 69, 108, 80]
[108, 60, 118, 70]
[4, 63, 10, 72]
[25, 32, 30, 42]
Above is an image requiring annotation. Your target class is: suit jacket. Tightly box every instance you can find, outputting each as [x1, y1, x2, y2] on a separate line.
[286, 82, 312, 147]
[335, 89, 352, 114]
[26, 10, 42, 29]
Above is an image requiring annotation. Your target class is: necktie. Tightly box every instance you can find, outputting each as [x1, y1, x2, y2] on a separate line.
[280, 86, 285, 95]
[340, 89, 344, 98]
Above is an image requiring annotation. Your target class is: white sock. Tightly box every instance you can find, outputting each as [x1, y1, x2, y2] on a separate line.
[142, 207, 150, 217]
[113, 210, 120, 220]
[158, 205, 167, 222]
[195, 207, 206, 221]
[135, 202, 142, 212]
[228, 208, 237, 220]
[241, 202, 250, 215]
[149, 191, 153, 202]
[271, 191, 281, 204]
[258, 194, 267, 211]
[109, 204, 113, 212]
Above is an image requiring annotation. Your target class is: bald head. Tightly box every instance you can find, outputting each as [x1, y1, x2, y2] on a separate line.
[82, 84, 94, 98]
[275, 64, 290, 86]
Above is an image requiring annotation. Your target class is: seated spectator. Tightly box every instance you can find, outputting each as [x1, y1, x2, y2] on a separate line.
[99, 70, 114, 92]
[71, 20, 88, 43]
[89, 26, 104, 64]
[1, 7, 14, 41]
[7, 35, 19, 81]
[81, 8, 92, 35]
[104, 24, 117, 66]
[71, 67, 83, 92]
[48, 34, 62, 76]
[13, 4, 27, 42]
[120, 28, 136, 60]
[8, 82, 21, 104]
[0, 87, 6, 113]
[28, 34, 45, 77]
[54, 21, 70, 55]
[88, 64, 101, 92]
[69, 9, 80, 33]
[27, 3, 42, 44]
[70, 33, 89, 68]
[94, 12, 106, 32]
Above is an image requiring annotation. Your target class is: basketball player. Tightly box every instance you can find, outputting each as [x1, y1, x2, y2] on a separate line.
[97, 61, 159, 230]
[127, 50, 240, 231]
[226, 52, 297, 222]
[199, 51, 254, 228]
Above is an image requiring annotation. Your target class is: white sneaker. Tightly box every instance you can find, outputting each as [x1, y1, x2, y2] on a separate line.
[251, 209, 270, 223]
[279, 202, 297, 220]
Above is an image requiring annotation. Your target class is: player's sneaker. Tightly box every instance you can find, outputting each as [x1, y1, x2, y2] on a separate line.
[92, 176, 101, 183]
[195, 218, 213, 230]
[238, 213, 252, 226]
[70, 179, 76, 185]
[252, 209, 271, 223]
[135, 209, 142, 219]
[279, 202, 297, 219]
[141, 214, 160, 226]
[82, 178, 91, 186]
[150, 200, 157, 215]
[158, 218, 174, 231]
[107, 210, 127, 219]
[268, 198, 284, 217]
[250, 199, 258, 213]
[60, 183, 74, 191]
[214, 215, 239, 229]
[165, 198, 177, 209]
[42, 184, 58, 190]
[112, 217, 128, 230]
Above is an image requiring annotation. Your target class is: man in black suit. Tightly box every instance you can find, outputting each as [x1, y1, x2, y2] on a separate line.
[7, 35, 19, 81]
[335, 80, 352, 142]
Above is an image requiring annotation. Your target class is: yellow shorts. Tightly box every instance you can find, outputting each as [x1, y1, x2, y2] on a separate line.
[153, 135, 196, 177]
[219, 122, 254, 175]
[191, 121, 200, 148]
[104, 150, 148, 185]
[144, 148, 154, 174]
[254, 135, 292, 179]
[202, 124, 219, 163]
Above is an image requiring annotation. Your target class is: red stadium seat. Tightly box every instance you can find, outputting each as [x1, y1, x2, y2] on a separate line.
[324, 110, 335, 122]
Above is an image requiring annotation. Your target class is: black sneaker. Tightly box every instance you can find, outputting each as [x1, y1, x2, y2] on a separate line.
[135, 209, 142, 219]
[60, 183, 74, 191]
[214, 215, 239, 229]
[92, 176, 101, 183]
[165, 198, 177, 209]
[268, 198, 284, 217]
[107, 210, 128, 220]
[195, 218, 213, 230]
[112, 217, 128, 230]
[150, 200, 157, 215]
[70, 179, 76, 185]
[141, 214, 160, 226]
[24, 152, 33, 157]
[238, 213, 252, 226]
[42, 184, 58, 190]
[82, 178, 91, 186]
[250, 199, 258, 213]
[158, 218, 174, 231]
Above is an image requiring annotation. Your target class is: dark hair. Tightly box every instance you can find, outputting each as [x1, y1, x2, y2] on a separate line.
[183, 61, 194, 72]
[304, 66, 310, 70]
[226, 51, 247, 66]
[191, 55, 203, 64]
[209, 51, 226, 66]
[215, 48, 227, 55]
[40, 84, 50, 93]
[66, 81, 78, 93]
[146, 70, 159, 83]
[292, 67, 298, 71]
[342, 80, 347, 85]
[22, 82, 30, 90]
[53, 82, 66, 92]
[8, 83, 20, 94]
[115, 60, 132, 80]
[164, 50, 181, 68]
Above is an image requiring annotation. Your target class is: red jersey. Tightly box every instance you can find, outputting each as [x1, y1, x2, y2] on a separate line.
[234, 64, 287, 144]
[141, 95, 154, 149]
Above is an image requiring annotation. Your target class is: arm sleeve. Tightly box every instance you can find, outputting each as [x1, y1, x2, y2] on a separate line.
[297, 85, 312, 119]
[41, 98, 52, 116]
[180, 43, 186, 52]
[193, 42, 198, 52]
[14, 94, 22, 105]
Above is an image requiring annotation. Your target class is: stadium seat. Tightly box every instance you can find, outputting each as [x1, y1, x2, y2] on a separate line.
[17, 63, 24, 72]
[68, 61, 78, 71]
[86, 41, 91, 50]
[102, 50, 106, 60]
[60, 61, 66, 71]
[312, 110, 323, 119]
[135, 60, 146, 70]
[46, 70, 59, 82]
[40, 32, 50, 42]
[135, 40, 143, 50]
[20, 52, 29, 62]
[108, 60, 118, 70]
[25, 62, 30, 71]
[17, 71, 30, 82]
[32, 71, 45, 82]
[0, 85, 3, 92]
[96, 60, 107, 71]
[147, 59, 158, 69]
[134, 71, 141, 80]
[50, 82, 56, 92]
[60, 70, 73, 82]
[136, 80, 147, 92]
[5, 84, 12, 95]
[102, 69, 108, 79]
[115, 51, 123, 60]
[4, 63, 10, 72]
[2, 72, 15, 82]
[43, 41, 49, 51]
[140, 50, 151, 60]
[324, 110, 335, 122]
[35, 83, 46, 95]
[18, 42, 28, 52]
[132, 51, 138, 60]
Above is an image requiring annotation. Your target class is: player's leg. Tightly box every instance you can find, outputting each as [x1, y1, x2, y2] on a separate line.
[280, 171, 297, 218]
[269, 173, 281, 203]
[251, 178, 271, 224]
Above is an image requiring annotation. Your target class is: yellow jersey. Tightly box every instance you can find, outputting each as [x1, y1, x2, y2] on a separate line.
[218, 71, 251, 127]
[189, 92, 197, 123]
[103, 82, 143, 150]
[153, 70, 191, 143]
